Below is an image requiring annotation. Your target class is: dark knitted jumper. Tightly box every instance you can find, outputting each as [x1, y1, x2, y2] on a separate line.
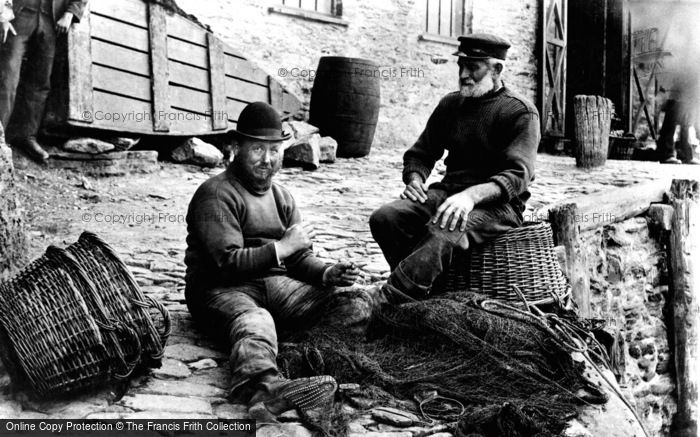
[184, 167, 328, 293]
[402, 86, 540, 211]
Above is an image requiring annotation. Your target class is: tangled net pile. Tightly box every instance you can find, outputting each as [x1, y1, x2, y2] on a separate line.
[278, 291, 609, 437]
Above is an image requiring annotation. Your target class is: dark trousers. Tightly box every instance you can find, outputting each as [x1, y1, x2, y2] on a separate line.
[369, 188, 522, 298]
[0, 8, 56, 139]
[657, 99, 697, 162]
[186, 275, 372, 398]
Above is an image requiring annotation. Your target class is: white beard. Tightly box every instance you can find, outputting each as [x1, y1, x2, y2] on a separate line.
[459, 72, 495, 98]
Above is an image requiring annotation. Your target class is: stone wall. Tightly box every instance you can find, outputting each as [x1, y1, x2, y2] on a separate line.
[582, 216, 676, 436]
[176, 0, 542, 149]
[0, 127, 27, 280]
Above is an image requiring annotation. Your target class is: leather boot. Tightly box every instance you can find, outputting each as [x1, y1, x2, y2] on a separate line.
[14, 136, 49, 162]
[247, 375, 337, 423]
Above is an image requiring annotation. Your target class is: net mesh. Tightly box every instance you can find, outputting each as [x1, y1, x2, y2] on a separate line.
[278, 291, 608, 437]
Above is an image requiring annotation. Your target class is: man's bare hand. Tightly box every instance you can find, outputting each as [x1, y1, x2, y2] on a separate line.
[1, 21, 15, 43]
[323, 261, 361, 286]
[432, 191, 475, 232]
[276, 223, 315, 260]
[400, 173, 428, 203]
[56, 12, 73, 35]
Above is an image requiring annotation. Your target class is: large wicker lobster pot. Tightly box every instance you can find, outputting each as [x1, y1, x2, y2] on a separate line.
[444, 222, 569, 304]
[65, 232, 170, 367]
[0, 247, 139, 396]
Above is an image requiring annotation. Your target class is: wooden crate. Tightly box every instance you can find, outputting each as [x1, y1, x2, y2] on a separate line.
[46, 0, 301, 136]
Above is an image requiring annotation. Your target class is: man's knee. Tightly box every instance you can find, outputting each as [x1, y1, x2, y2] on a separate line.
[229, 307, 276, 345]
[369, 204, 396, 235]
[426, 221, 470, 249]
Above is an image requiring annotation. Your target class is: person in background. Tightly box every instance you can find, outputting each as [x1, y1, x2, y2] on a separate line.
[656, 74, 700, 165]
[0, 0, 87, 162]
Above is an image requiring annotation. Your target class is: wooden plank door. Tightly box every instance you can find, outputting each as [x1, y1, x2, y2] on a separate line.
[538, 0, 567, 137]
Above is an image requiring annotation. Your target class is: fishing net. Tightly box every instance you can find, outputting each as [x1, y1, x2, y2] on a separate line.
[278, 290, 611, 437]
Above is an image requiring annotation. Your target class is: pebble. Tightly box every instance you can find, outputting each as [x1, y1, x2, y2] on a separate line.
[371, 407, 420, 428]
[151, 358, 192, 379]
[188, 359, 218, 371]
[150, 260, 183, 273]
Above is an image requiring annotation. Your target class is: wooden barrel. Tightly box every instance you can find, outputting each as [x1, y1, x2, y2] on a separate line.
[309, 57, 381, 158]
[573, 95, 613, 168]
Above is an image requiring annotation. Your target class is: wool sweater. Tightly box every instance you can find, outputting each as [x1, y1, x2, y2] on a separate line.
[184, 168, 329, 291]
[403, 86, 540, 211]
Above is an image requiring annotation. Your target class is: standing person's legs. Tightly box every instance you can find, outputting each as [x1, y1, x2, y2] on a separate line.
[7, 13, 55, 141]
[387, 202, 522, 299]
[369, 189, 446, 271]
[0, 12, 35, 131]
[678, 121, 693, 163]
[657, 99, 680, 162]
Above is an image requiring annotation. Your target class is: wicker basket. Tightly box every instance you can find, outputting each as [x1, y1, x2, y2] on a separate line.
[0, 247, 138, 396]
[444, 222, 569, 305]
[66, 232, 171, 367]
[608, 136, 637, 160]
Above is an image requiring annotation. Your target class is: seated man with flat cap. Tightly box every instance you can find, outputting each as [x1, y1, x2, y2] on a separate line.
[370, 33, 540, 302]
[185, 101, 362, 419]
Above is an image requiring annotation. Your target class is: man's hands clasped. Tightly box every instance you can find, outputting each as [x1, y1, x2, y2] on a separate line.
[401, 173, 428, 203]
[275, 223, 316, 260]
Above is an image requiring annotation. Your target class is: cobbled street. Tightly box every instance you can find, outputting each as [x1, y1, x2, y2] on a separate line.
[2, 146, 698, 436]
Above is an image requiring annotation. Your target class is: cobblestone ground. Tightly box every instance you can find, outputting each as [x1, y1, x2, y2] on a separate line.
[3, 146, 699, 436]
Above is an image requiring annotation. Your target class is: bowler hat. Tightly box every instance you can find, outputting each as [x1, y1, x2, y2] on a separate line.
[234, 102, 291, 141]
[453, 33, 511, 60]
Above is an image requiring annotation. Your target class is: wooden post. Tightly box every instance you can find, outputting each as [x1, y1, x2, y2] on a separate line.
[669, 179, 700, 437]
[573, 95, 613, 168]
[67, 1, 93, 123]
[148, 3, 170, 132]
[549, 203, 591, 317]
[207, 33, 228, 131]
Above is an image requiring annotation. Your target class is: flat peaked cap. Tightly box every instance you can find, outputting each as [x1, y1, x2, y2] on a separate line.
[453, 33, 511, 60]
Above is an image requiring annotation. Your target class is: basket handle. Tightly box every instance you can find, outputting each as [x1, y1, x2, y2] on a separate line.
[146, 295, 171, 347]
[96, 320, 142, 380]
[114, 321, 141, 379]
[130, 296, 171, 351]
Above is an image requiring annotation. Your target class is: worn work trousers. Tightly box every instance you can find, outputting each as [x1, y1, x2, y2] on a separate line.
[0, 7, 56, 139]
[186, 275, 371, 399]
[657, 99, 697, 162]
[369, 188, 522, 298]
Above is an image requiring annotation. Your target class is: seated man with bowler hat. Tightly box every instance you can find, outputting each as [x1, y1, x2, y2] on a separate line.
[185, 102, 363, 419]
[369, 34, 540, 303]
